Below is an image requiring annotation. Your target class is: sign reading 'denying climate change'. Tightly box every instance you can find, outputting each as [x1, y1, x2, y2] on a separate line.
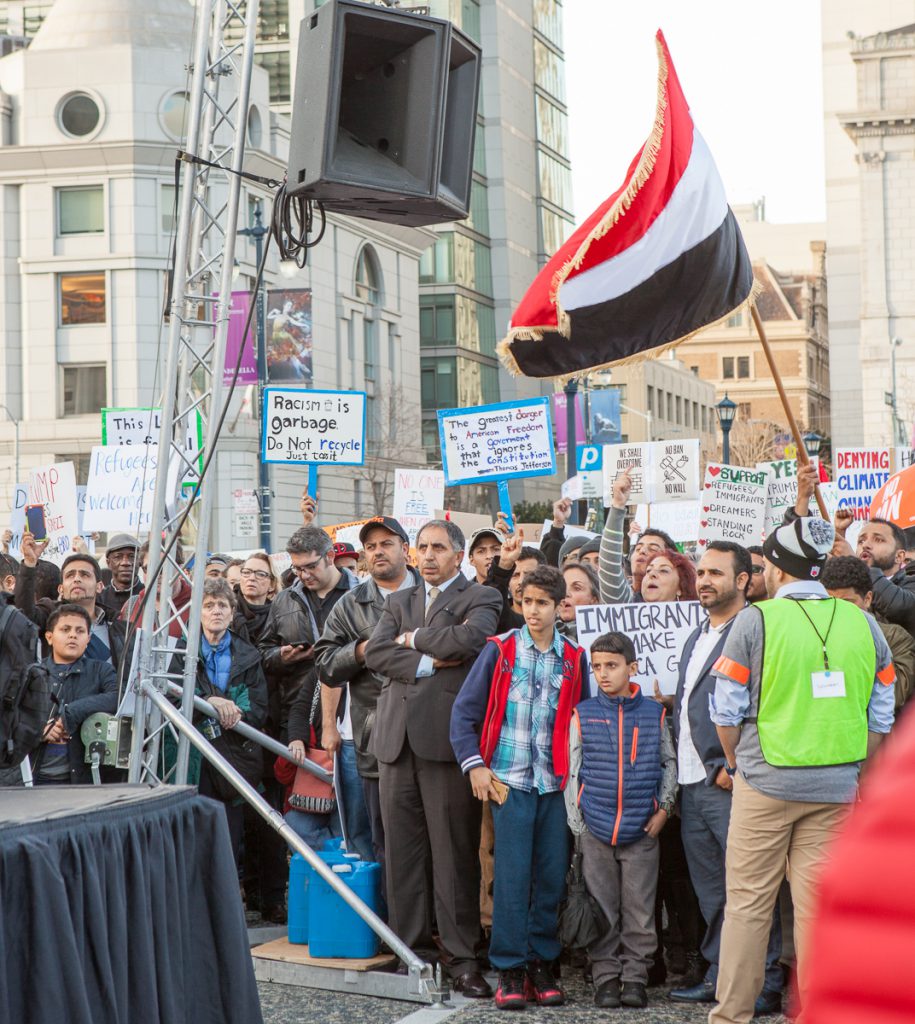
[437, 398, 555, 485]
[576, 601, 707, 695]
[834, 448, 893, 520]
[262, 388, 366, 465]
[698, 463, 769, 549]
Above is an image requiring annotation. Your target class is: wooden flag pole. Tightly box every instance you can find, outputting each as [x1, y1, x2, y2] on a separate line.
[750, 304, 829, 519]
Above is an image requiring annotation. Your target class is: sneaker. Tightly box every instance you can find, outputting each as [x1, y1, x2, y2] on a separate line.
[524, 961, 565, 1006]
[594, 978, 621, 1007]
[494, 969, 527, 1011]
[620, 981, 648, 1008]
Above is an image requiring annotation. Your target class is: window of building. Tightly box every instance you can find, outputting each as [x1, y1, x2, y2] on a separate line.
[738, 402, 751, 421]
[675, 396, 682, 423]
[468, 180, 490, 235]
[808, 354, 814, 378]
[533, 39, 566, 102]
[61, 365, 106, 416]
[666, 394, 673, 422]
[364, 317, 378, 381]
[539, 206, 573, 258]
[421, 356, 456, 408]
[420, 297, 456, 347]
[692, 401, 698, 428]
[480, 362, 500, 405]
[254, 50, 291, 104]
[419, 234, 454, 284]
[160, 91, 189, 141]
[476, 302, 497, 357]
[258, 0, 290, 40]
[422, 418, 441, 461]
[23, 3, 52, 39]
[473, 120, 487, 176]
[727, 311, 743, 328]
[57, 92, 101, 138]
[646, 386, 653, 416]
[387, 323, 397, 379]
[737, 355, 750, 378]
[355, 246, 382, 307]
[538, 151, 573, 213]
[59, 272, 106, 325]
[161, 183, 178, 234]
[535, 94, 569, 155]
[460, 0, 480, 42]
[722, 356, 735, 379]
[533, 0, 563, 49]
[689, 365, 699, 376]
[57, 187, 104, 236]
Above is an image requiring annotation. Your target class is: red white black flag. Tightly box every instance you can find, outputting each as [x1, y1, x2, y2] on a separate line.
[498, 30, 756, 380]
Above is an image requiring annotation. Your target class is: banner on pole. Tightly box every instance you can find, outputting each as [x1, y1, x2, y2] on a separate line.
[83, 446, 158, 533]
[224, 290, 259, 386]
[589, 388, 622, 445]
[27, 462, 79, 563]
[551, 392, 585, 455]
[392, 467, 445, 546]
[262, 388, 366, 465]
[697, 463, 768, 549]
[437, 397, 556, 485]
[575, 600, 706, 695]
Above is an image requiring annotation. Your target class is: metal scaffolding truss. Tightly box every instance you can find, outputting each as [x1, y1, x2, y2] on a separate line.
[128, 0, 262, 785]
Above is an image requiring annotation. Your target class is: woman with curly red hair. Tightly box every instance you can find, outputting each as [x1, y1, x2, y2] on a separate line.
[640, 549, 698, 603]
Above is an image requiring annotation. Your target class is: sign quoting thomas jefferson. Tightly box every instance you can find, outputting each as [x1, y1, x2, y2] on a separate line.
[262, 388, 366, 465]
[603, 440, 701, 506]
[698, 463, 768, 549]
[576, 601, 707, 695]
[834, 448, 892, 521]
[437, 397, 555, 485]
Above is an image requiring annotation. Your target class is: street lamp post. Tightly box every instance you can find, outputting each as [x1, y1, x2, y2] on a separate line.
[563, 377, 580, 524]
[620, 403, 653, 442]
[0, 404, 19, 487]
[237, 202, 270, 551]
[802, 431, 823, 459]
[716, 394, 737, 465]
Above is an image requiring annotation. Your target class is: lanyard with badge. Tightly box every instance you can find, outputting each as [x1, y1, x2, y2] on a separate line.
[795, 599, 846, 699]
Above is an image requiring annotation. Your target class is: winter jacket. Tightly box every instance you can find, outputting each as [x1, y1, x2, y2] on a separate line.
[98, 578, 143, 619]
[0, 593, 39, 684]
[310, 568, 421, 777]
[880, 620, 915, 712]
[869, 566, 915, 638]
[33, 654, 119, 784]
[450, 629, 587, 788]
[541, 524, 566, 568]
[567, 685, 677, 846]
[231, 590, 272, 648]
[258, 572, 356, 739]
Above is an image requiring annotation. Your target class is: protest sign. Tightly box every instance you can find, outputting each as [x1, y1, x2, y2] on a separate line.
[604, 440, 700, 506]
[83, 446, 157, 533]
[437, 397, 555, 485]
[323, 519, 371, 544]
[635, 501, 701, 543]
[262, 388, 366, 465]
[75, 486, 96, 554]
[757, 457, 822, 535]
[834, 448, 892, 520]
[102, 407, 202, 485]
[575, 445, 605, 499]
[539, 520, 595, 549]
[561, 476, 583, 501]
[8, 482, 27, 559]
[393, 467, 446, 546]
[697, 463, 768, 549]
[576, 600, 706, 695]
[28, 462, 79, 563]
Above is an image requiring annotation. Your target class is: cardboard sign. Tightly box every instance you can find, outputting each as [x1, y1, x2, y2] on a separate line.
[698, 464, 768, 549]
[27, 462, 79, 563]
[604, 439, 701, 506]
[83, 446, 158, 533]
[263, 388, 366, 465]
[393, 467, 446, 546]
[575, 600, 707, 695]
[635, 501, 701, 543]
[323, 519, 371, 544]
[437, 397, 555, 485]
[834, 448, 892, 521]
[757, 457, 822, 535]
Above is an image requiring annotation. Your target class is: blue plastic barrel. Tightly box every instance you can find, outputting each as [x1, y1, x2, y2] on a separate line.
[307, 860, 382, 958]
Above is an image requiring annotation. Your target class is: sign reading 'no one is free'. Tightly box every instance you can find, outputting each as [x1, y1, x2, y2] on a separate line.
[262, 388, 366, 465]
[437, 397, 556, 485]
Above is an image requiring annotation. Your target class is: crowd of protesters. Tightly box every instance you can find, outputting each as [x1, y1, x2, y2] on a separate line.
[1, 458, 913, 1023]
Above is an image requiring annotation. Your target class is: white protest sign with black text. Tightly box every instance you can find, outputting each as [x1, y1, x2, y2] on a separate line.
[757, 457, 821, 535]
[635, 501, 701, 543]
[83, 446, 158, 533]
[263, 388, 366, 465]
[437, 397, 555, 485]
[8, 482, 26, 559]
[698, 463, 768, 549]
[392, 467, 446, 546]
[604, 440, 701, 506]
[576, 601, 707, 695]
[28, 462, 79, 564]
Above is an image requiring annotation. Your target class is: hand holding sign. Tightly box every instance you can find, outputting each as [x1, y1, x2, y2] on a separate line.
[612, 467, 633, 510]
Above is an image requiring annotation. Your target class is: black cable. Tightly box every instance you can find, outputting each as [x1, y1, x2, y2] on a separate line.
[269, 179, 326, 268]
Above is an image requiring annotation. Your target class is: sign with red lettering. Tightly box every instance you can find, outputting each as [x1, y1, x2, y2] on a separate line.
[834, 448, 892, 520]
[697, 463, 768, 549]
[27, 462, 79, 564]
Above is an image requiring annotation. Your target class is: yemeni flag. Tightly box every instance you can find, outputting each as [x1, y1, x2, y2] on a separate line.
[498, 30, 755, 380]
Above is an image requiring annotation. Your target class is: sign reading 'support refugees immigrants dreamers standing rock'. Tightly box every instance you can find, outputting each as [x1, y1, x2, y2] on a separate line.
[262, 388, 366, 465]
[437, 397, 556, 485]
[576, 600, 707, 695]
[698, 463, 768, 549]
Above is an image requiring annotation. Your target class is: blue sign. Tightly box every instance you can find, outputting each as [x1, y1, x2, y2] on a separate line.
[262, 388, 367, 466]
[576, 444, 603, 473]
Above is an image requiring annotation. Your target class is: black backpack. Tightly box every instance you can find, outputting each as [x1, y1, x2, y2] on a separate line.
[0, 605, 51, 770]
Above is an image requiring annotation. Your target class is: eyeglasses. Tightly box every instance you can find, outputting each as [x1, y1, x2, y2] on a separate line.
[291, 554, 328, 575]
[240, 568, 271, 580]
[751, 565, 764, 575]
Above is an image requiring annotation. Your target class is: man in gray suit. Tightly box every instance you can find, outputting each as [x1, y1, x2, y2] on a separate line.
[365, 519, 501, 997]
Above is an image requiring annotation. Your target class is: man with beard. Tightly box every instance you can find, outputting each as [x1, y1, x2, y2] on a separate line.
[668, 543, 783, 1015]
[744, 547, 767, 605]
[314, 517, 419, 875]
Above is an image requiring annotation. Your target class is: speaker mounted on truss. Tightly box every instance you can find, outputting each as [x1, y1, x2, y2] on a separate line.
[286, 0, 481, 227]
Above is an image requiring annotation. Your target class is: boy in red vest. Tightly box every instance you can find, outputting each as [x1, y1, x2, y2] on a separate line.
[451, 565, 588, 1010]
[566, 631, 677, 1009]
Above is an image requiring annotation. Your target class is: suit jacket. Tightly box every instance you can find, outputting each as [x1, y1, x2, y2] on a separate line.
[364, 574, 501, 764]
[672, 620, 736, 786]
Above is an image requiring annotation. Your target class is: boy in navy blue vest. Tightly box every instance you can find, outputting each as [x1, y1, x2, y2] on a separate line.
[566, 631, 677, 1009]
[451, 565, 588, 1010]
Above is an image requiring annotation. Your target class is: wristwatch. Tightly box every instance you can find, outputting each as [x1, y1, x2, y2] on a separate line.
[725, 765, 737, 777]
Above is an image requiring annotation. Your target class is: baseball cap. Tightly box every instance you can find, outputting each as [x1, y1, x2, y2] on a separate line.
[469, 527, 502, 554]
[358, 516, 410, 545]
[332, 542, 358, 562]
[763, 517, 835, 581]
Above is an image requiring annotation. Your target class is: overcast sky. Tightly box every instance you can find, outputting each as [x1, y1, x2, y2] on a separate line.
[564, 1, 826, 226]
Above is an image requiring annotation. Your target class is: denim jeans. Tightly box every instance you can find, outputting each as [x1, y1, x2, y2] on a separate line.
[489, 788, 569, 970]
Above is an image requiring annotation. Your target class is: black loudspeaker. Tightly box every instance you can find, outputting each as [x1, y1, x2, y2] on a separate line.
[286, 0, 481, 227]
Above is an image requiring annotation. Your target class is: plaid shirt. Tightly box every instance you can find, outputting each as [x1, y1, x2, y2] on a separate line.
[490, 626, 564, 794]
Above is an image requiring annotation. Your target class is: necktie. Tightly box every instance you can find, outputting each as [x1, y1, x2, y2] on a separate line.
[425, 586, 441, 620]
